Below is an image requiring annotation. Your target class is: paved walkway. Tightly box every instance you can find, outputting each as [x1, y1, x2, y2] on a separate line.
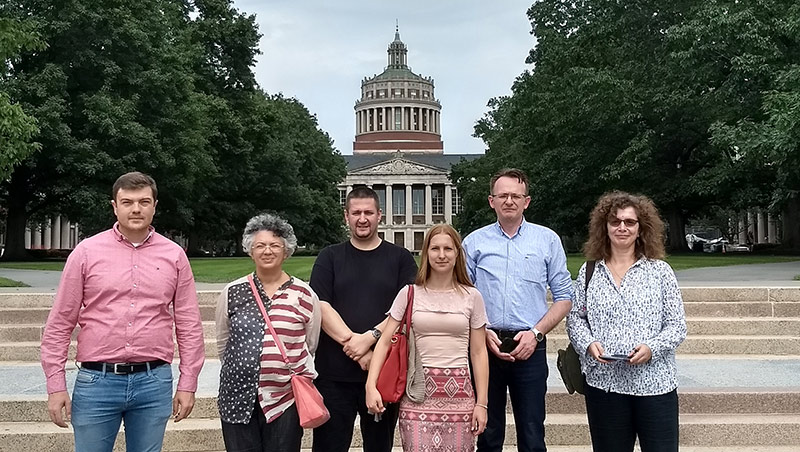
[2, 261, 800, 291]
[3, 355, 799, 399]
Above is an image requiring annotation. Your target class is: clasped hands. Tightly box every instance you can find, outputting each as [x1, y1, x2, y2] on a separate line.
[343, 331, 375, 370]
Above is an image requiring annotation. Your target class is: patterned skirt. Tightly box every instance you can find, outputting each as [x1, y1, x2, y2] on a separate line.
[398, 366, 476, 452]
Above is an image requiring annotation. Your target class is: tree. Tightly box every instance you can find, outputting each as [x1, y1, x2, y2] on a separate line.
[1, 0, 348, 259]
[1, 0, 220, 259]
[0, 17, 45, 180]
[458, 0, 800, 250]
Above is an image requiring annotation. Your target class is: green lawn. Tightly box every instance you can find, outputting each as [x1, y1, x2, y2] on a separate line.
[0, 253, 798, 283]
[566, 253, 800, 277]
[0, 276, 28, 287]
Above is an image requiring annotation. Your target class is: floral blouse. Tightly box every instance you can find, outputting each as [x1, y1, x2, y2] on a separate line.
[566, 258, 687, 396]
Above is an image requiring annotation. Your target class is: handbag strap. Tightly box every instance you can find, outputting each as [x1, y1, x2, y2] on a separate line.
[400, 284, 414, 333]
[248, 274, 291, 367]
[585, 260, 595, 292]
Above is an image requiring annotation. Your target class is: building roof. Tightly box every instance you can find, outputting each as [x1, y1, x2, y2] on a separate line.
[370, 67, 428, 82]
[344, 152, 482, 172]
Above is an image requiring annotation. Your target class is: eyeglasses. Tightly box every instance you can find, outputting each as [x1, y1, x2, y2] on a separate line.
[252, 242, 285, 254]
[492, 193, 527, 202]
[608, 218, 639, 228]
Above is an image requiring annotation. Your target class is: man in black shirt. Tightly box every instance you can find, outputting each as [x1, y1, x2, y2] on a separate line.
[311, 186, 417, 452]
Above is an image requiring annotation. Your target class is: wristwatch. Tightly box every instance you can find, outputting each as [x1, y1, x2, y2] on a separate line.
[532, 327, 544, 342]
[370, 327, 382, 340]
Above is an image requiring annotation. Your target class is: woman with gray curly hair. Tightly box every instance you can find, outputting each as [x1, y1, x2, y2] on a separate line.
[215, 213, 322, 452]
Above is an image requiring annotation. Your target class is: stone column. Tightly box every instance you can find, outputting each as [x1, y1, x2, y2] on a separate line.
[385, 184, 393, 223]
[43, 221, 52, 249]
[61, 220, 71, 249]
[405, 184, 413, 225]
[747, 211, 755, 244]
[52, 216, 62, 249]
[757, 211, 768, 244]
[425, 184, 433, 225]
[445, 184, 453, 224]
[738, 214, 747, 244]
[24, 227, 32, 249]
[32, 225, 42, 249]
[768, 214, 778, 244]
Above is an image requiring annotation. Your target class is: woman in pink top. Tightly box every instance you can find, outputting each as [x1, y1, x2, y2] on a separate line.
[366, 224, 490, 452]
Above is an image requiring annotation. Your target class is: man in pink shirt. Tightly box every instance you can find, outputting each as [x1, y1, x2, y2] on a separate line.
[41, 171, 205, 452]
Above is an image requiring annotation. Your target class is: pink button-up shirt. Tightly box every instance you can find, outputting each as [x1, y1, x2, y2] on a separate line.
[41, 223, 205, 394]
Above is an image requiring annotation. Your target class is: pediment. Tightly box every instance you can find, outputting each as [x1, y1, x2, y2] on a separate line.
[350, 158, 444, 176]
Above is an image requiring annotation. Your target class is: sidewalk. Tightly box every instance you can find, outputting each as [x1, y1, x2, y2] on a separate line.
[3, 355, 799, 399]
[2, 261, 800, 291]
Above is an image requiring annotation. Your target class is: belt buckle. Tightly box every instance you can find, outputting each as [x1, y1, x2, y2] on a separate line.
[112, 363, 130, 375]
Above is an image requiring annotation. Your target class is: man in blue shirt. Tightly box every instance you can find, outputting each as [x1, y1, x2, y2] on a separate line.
[462, 168, 574, 452]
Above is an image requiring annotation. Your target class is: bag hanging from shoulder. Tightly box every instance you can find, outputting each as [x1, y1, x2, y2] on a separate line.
[248, 275, 330, 428]
[557, 260, 595, 395]
[405, 304, 425, 402]
[375, 284, 414, 403]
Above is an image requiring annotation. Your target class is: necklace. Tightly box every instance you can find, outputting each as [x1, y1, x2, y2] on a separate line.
[606, 260, 631, 285]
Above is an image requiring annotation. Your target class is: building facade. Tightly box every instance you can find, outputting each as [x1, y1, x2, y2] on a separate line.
[341, 28, 479, 252]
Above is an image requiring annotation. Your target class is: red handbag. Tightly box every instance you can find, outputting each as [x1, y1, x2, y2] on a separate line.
[375, 284, 414, 403]
[248, 275, 330, 428]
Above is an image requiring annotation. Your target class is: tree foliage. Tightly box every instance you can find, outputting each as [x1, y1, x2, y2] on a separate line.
[0, 17, 45, 181]
[455, 0, 800, 250]
[0, 0, 345, 259]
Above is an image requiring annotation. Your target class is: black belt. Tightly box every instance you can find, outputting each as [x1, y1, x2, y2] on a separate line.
[490, 328, 526, 339]
[81, 360, 168, 375]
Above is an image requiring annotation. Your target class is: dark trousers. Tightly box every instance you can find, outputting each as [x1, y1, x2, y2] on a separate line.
[221, 402, 303, 452]
[312, 379, 399, 452]
[477, 339, 548, 452]
[584, 385, 679, 452]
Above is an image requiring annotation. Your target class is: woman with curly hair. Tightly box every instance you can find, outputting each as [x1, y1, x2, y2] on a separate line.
[566, 192, 687, 452]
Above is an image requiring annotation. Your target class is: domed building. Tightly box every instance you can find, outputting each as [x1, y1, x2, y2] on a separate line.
[340, 27, 480, 252]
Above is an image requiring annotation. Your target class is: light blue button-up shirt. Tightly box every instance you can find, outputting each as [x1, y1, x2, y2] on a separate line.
[462, 219, 574, 331]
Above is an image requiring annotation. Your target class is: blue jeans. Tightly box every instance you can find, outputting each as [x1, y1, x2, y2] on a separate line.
[584, 385, 679, 452]
[478, 339, 548, 452]
[71, 363, 173, 452]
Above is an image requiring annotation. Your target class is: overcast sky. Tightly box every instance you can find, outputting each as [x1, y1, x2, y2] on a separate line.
[234, 1, 536, 155]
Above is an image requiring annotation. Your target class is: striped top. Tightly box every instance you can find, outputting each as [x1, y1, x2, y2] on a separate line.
[215, 273, 321, 424]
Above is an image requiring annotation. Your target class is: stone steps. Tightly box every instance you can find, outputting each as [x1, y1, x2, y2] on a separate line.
[3, 390, 799, 422]
[5, 333, 800, 362]
[0, 287, 798, 449]
[548, 317, 800, 336]
[5, 316, 798, 344]
[3, 412, 800, 451]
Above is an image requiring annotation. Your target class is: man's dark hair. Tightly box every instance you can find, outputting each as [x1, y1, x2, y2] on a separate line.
[345, 186, 380, 210]
[490, 168, 529, 195]
[112, 172, 158, 201]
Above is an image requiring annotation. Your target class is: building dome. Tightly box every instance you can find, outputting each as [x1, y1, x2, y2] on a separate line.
[353, 27, 443, 154]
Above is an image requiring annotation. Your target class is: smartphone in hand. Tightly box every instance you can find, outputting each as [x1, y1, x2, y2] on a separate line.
[599, 354, 630, 362]
[499, 337, 518, 353]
